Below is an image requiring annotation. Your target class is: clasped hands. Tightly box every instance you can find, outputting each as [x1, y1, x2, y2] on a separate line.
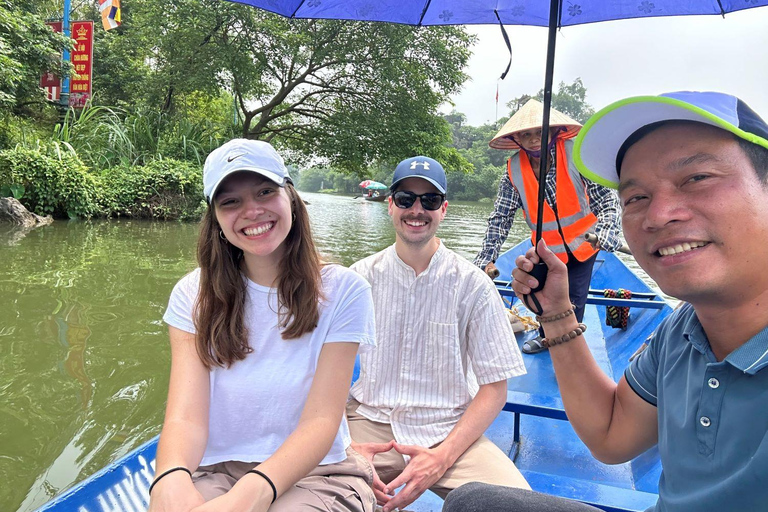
[352, 440, 451, 512]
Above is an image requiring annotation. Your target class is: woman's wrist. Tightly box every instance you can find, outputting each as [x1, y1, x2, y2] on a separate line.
[239, 471, 276, 504]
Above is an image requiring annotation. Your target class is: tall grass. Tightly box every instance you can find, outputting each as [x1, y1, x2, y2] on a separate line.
[51, 105, 230, 170]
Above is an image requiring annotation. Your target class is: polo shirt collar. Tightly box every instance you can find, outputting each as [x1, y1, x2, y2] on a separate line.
[681, 307, 710, 356]
[682, 307, 768, 375]
[725, 324, 768, 375]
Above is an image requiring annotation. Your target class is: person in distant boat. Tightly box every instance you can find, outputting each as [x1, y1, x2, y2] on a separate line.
[149, 139, 376, 512]
[474, 99, 623, 354]
[445, 91, 768, 512]
[347, 156, 529, 512]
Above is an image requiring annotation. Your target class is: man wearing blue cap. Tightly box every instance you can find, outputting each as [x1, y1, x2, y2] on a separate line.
[443, 91, 768, 512]
[347, 156, 529, 511]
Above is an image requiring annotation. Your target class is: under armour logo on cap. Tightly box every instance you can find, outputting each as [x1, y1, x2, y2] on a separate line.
[410, 160, 431, 170]
[391, 156, 447, 194]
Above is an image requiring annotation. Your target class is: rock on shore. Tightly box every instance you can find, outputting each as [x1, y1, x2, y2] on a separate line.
[0, 197, 53, 228]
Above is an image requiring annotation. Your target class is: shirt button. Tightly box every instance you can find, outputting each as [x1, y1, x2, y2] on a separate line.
[700, 416, 711, 427]
[708, 378, 720, 389]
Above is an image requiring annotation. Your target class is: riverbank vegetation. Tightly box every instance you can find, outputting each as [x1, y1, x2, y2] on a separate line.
[1, 1, 595, 219]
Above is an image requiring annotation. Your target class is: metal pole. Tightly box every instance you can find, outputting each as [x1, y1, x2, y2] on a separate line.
[60, 0, 71, 108]
[534, 0, 560, 244]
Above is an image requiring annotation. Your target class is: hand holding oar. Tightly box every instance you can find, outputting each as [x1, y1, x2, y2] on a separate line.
[484, 262, 501, 279]
[584, 233, 632, 255]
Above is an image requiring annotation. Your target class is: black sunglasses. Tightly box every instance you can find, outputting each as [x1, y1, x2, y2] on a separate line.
[392, 190, 445, 211]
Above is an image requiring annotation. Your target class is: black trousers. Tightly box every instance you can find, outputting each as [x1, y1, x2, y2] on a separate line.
[443, 483, 600, 512]
[538, 251, 598, 336]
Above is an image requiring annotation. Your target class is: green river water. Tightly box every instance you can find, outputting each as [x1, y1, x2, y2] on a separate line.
[0, 192, 653, 511]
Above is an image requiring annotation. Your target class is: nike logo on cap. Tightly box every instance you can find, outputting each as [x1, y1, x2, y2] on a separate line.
[227, 153, 245, 163]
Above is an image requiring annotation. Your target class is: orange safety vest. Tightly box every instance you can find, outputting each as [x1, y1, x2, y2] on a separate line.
[508, 138, 598, 263]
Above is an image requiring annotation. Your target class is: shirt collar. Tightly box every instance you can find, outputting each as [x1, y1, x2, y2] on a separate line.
[390, 239, 445, 277]
[682, 306, 768, 374]
[725, 324, 768, 375]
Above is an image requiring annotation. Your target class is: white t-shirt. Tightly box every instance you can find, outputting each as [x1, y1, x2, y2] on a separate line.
[163, 264, 375, 466]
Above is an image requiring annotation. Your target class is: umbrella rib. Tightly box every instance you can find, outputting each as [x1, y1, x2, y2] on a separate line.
[715, 0, 726, 18]
[290, 0, 308, 18]
[418, 0, 433, 26]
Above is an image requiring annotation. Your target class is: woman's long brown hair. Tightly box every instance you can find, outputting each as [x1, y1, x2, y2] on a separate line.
[193, 183, 322, 368]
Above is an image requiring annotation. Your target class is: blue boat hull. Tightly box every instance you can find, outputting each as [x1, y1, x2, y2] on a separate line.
[37, 242, 670, 512]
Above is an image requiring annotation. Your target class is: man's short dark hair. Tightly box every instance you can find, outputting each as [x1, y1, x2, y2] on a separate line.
[737, 138, 768, 185]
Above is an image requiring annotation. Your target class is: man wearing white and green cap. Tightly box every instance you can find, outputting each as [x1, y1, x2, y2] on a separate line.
[443, 91, 768, 512]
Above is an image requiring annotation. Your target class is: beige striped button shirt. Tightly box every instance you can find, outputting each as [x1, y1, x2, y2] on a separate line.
[349, 242, 526, 448]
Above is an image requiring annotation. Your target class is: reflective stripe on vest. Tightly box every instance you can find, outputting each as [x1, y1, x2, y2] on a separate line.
[508, 138, 598, 263]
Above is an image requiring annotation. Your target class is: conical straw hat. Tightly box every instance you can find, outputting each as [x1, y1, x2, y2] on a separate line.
[489, 99, 582, 150]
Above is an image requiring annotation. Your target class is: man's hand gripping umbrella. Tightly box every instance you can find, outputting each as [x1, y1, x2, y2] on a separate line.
[513, 239, 570, 318]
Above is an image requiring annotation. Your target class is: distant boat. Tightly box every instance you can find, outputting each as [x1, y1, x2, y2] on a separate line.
[359, 180, 389, 202]
[37, 241, 670, 512]
[363, 190, 387, 202]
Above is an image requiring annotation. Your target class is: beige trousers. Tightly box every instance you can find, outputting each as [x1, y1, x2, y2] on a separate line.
[192, 446, 376, 511]
[346, 399, 530, 499]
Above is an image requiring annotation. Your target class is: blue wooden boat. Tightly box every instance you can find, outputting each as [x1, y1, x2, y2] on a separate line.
[36, 242, 671, 512]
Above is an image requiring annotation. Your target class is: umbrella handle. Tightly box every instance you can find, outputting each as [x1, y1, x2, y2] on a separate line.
[522, 262, 547, 315]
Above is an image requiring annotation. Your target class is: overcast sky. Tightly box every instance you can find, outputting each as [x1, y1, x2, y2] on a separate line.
[446, 8, 768, 127]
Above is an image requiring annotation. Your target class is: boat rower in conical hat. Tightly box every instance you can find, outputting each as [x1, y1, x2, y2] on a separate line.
[473, 98, 623, 354]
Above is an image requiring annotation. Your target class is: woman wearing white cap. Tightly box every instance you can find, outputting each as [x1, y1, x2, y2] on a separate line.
[149, 139, 377, 512]
[474, 99, 623, 354]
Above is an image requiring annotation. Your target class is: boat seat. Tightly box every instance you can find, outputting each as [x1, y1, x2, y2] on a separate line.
[405, 428, 658, 512]
[498, 393, 658, 512]
[521, 470, 658, 512]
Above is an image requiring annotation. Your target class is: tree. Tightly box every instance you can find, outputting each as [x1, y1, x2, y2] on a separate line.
[87, 0, 475, 171]
[0, 1, 72, 112]
[506, 77, 595, 124]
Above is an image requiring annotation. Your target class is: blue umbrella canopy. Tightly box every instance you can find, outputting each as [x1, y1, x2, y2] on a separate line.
[228, 1, 768, 27]
[228, 0, 768, 300]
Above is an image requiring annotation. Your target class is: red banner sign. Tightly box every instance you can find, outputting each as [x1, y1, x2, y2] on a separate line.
[40, 21, 63, 102]
[69, 21, 94, 108]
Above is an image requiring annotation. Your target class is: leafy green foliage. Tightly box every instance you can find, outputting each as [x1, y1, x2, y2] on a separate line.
[0, 0, 73, 111]
[0, 145, 99, 218]
[84, 1, 474, 170]
[99, 159, 204, 220]
[506, 78, 595, 124]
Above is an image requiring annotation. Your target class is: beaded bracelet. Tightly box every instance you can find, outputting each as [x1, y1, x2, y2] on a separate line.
[535, 304, 576, 324]
[148, 466, 192, 495]
[247, 469, 278, 503]
[542, 323, 587, 348]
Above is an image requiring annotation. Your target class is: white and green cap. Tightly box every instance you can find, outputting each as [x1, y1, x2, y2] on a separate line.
[573, 91, 768, 189]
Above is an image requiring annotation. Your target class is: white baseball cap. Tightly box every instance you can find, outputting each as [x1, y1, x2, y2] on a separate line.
[203, 139, 292, 202]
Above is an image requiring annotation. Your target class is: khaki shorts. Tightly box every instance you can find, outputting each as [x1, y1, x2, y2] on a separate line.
[346, 399, 530, 498]
[192, 446, 376, 512]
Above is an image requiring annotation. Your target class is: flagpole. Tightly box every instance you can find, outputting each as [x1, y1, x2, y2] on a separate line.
[60, 0, 71, 108]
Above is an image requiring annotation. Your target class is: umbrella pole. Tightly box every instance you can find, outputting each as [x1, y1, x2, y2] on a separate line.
[525, 0, 560, 308]
[535, 0, 560, 246]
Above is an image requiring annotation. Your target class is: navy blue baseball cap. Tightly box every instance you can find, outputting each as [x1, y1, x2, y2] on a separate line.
[573, 91, 768, 189]
[390, 156, 447, 194]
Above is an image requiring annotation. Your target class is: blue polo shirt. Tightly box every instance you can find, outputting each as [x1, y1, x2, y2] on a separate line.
[625, 303, 768, 512]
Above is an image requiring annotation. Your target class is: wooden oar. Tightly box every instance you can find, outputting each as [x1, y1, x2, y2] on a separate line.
[584, 233, 632, 255]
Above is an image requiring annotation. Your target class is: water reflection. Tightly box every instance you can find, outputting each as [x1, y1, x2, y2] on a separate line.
[2, 192, 663, 511]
